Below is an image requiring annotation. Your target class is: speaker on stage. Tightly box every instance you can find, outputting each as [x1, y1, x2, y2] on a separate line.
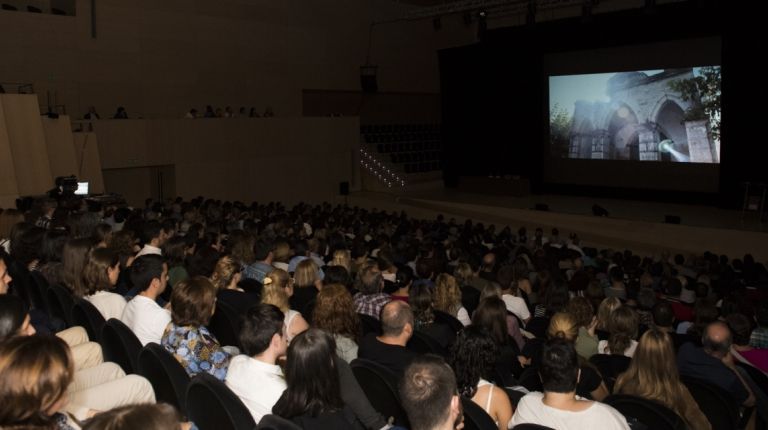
[664, 215, 681, 224]
[339, 181, 350, 196]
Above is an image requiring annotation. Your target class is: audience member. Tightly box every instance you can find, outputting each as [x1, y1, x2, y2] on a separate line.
[83, 247, 127, 320]
[210, 255, 260, 314]
[358, 300, 417, 376]
[121, 255, 171, 345]
[136, 220, 168, 258]
[727, 313, 768, 373]
[312, 283, 360, 362]
[261, 268, 309, 343]
[354, 263, 391, 320]
[433, 273, 471, 326]
[400, 354, 463, 430]
[598, 305, 638, 357]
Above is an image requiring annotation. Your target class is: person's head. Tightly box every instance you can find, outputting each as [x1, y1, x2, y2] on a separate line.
[130, 254, 168, 296]
[0, 336, 73, 425]
[357, 263, 383, 295]
[433, 273, 461, 315]
[293, 259, 320, 288]
[0, 255, 12, 295]
[449, 326, 498, 398]
[210, 256, 241, 291]
[261, 268, 292, 312]
[496, 265, 515, 292]
[609, 266, 625, 285]
[725, 313, 752, 347]
[471, 296, 509, 346]
[141, 220, 166, 247]
[410, 282, 435, 328]
[652, 301, 675, 328]
[161, 236, 188, 269]
[596, 296, 622, 330]
[272, 241, 292, 263]
[453, 262, 473, 283]
[400, 354, 461, 430]
[539, 338, 579, 394]
[380, 300, 414, 341]
[478, 283, 502, 301]
[394, 264, 414, 291]
[0, 295, 35, 342]
[547, 312, 578, 342]
[607, 305, 638, 355]
[253, 239, 274, 262]
[273, 329, 342, 419]
[636, 287, 657, 311]
[565, 296, 594, 329]
[322, 265, 351, 288]
[329, 249, 351, 272]
[702, 322, 732, 359]
[239, 304, 286, 358]
[61, 237, 94, 297]
[39, 229, 69, 264]
[92, 223, 113, 246]
[170, 276, 217, 327]
[81, 403, 182, 430]
[313, 283, 359, 340]
[83, 247, 120, 295]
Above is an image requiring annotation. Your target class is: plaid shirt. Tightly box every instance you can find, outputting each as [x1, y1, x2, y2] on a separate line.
[750, 327, 768, 349]
[354, 293, 391, 320]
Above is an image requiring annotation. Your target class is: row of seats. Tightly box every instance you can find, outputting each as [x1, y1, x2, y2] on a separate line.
[361, 123, 439, 134]
[1, 3, 68, 14]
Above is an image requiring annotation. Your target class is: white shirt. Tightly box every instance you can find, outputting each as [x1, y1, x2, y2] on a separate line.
[272, 262, 289, 272]
[86, 290, 127, 321]
[597, 339, 638, 358]
[135, 244, 162, 258]
[120, 295, 171, 346]
[502, 294, 531, 322]
[511, 392, 630, 430]
[457, 306, 471, 326]
[225, 355, 287, 423]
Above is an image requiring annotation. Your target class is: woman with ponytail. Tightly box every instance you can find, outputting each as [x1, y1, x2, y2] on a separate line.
[598, 305, 638, 357]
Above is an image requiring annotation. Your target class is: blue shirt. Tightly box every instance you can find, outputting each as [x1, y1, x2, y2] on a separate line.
[162, 323, 231, 381]
[242, 261, 273, 283]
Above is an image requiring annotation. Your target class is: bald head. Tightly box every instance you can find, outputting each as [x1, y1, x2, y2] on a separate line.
[703, 321, 732, 358]
[380, 300, 414, 338]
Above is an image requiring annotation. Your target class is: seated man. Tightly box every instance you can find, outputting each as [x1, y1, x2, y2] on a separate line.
[354, 263, 391, 320]
[226, 304, 288, 423]
[358, 300, 417, 377]
[121, 255, 171, 346]
[678, 321, 756, 408]
[400, 354, 463, 430]
[511, 338, 630, 429]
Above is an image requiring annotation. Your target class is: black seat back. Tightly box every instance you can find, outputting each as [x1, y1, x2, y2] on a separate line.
[588, 354, 631, 392]
[257, 414, 302, 430]
[511, 424, 556, 430]
[358, 313, 382, 337]
[47, 284, 75, 326]
[434, 310, 465, 334]
[517, 367, 543, 392]
[461, 397, 497, 430]
[186, 373, 256, 430]
[681, 376, 738, 430]
[350, 358, 410, 427]
[101, 318, 143, 374]
[460, 285, 481, 316]
[138, 343, 190, 413]
[72, 298, 106, 342]
[8, 262, 42, 310]
[29, 271, 51, 315]
[604, 394, 687, 430]
[209, 300, 242, 349]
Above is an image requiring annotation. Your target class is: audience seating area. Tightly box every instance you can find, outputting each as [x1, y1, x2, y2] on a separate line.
[361, 123, 443, 174]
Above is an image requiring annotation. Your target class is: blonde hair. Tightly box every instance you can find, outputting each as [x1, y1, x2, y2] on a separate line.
[547, 312, 578, 341]
[329, 250, 351, 272]
[261, 268, 291, 312]
[272, 241, 292, 263]
[210, 256, 239, 290]
[293, 259, 319, 288]
[433, 273, 462, 316]
[614, 329, 697, 427]
[597, 296, 622, 331]
[453, 263, 473, 283]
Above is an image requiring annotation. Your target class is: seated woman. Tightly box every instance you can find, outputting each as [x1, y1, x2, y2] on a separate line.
[162, 276, 231, 380]
[0, 335, 77, 429]
[450, 326, 513, 430]
[566, 297, 598, 360]
[273, 329, 359, 428]
[434, 273, 471, 326]
[480, 284, 525, 350]
[595, 297, 621, 341]
[261, 269, 309, 343]
[410, 282, 456, 349]
[614, 328, 711, 430]
[290, 259, 322, 319]
[83, 248, 127, 320]
[0, 295, 155, 421]
[210, 256, 260, 315]
[389, 264, 413, 303]
[312, 283, 360, 362]
[473, 296, 524, 381]
[511, 339, 630, 430]
[597, 305, 638, 357]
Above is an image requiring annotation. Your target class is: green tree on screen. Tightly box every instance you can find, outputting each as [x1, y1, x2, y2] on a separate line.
[550, 103, 572, 157]
[668, 66, 721, 142]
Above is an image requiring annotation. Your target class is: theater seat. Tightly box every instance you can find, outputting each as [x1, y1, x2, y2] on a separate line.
[461, 397, 497, 430]
[72, 298, 106, 343]
[350, 358, 409, 428]
[186, 373, 255, 430]
[604, 394, 687, 430]
[138, 343, 190, 414]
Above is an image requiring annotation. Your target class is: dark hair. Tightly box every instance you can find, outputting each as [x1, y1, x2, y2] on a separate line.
[272, 329, 342, 418]
[91, 223, 112, 244]
[540, 338, 579, 393]
[409, 282, 434, 328]
[607, 306, 638, 355]
[652, 302, 675, 327]
[0, 295, 27, 342]
[322, 265, 351, 288]
[400, 354, 457, 430]
[39, 229, 69, 264]
[380, 300, 413, 337]
[756, 303, 768, 328]
[565, 296, 594, 328]
[665, 277, 682, 296]
[81, 403, 182, 430]
[636, 287, 657, 311]
[449, 326, 498, 398]
[240, 304, 284, 356]
[725, 313, 752, 346]
[609, 266, 624, 283]
[83, 247, 120, 296]
[472, 296, 510, 346]
[129, 254, 166, 293]
[162, 236, 188, 268]
[253, 239, 274, 261]
[395, 264, 414, 288]
[140, 220, 163, 245]
[170, 276, 217, 326]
